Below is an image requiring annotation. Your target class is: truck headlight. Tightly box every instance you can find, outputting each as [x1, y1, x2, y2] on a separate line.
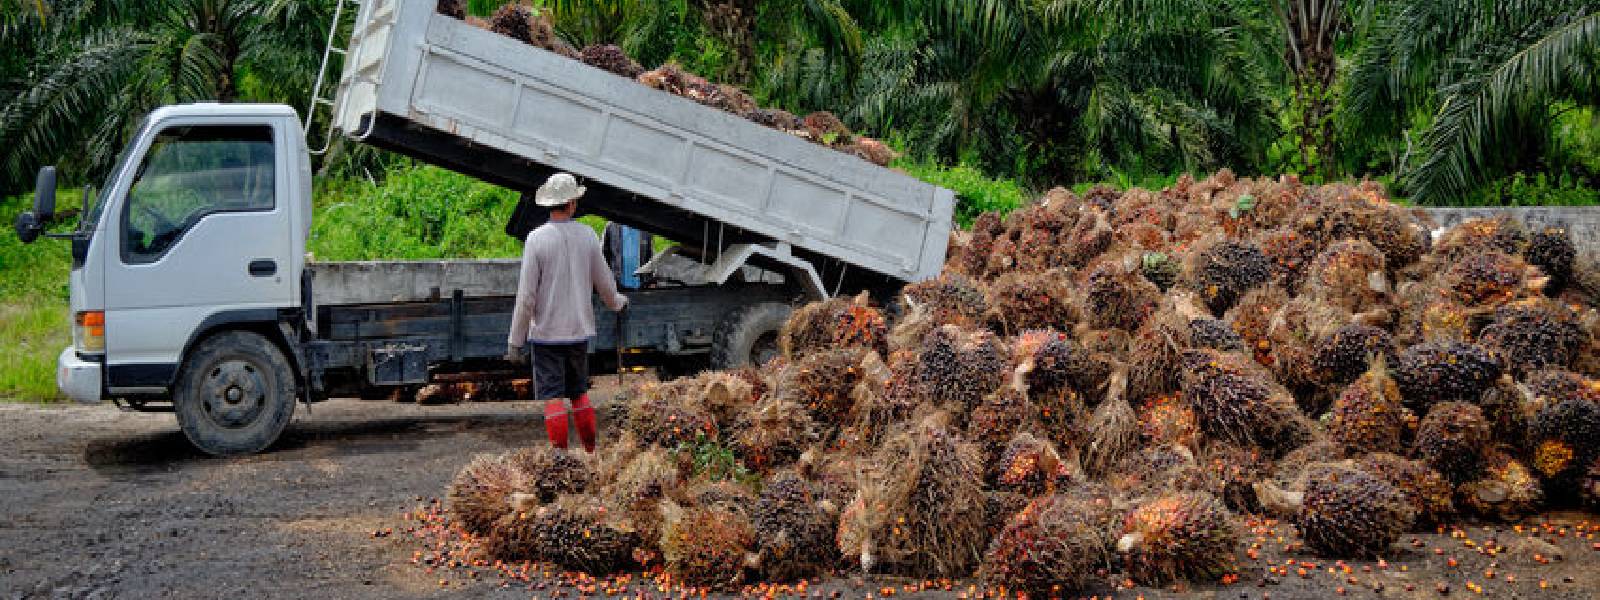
[74, 310, 105, 354]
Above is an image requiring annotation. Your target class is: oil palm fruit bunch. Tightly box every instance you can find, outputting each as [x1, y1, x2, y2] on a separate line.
[969, 385, 1033, 475]
[1138, 393, 1201, 450]
[1062, 210, 1116, 268]
[1189, 318, 1245, 352]
[1225, 286, 1291, 367]
[1524, 226, 1576, 293]
[1307, 324, 1397, 390]
[437, 0, 465, 19]
[732, 396, 818, 473]
[1127, 291, 1210, 400]
[1180, 349, 1310, 454]
[994, 432, 1074, 496]
[779, 297, 853, 358]
[914, 326, 1009, 412]
[1527, 396, 1600, 488]
[1326, 357, 1410, 456]
[1305, 239, 1390, 315]
[847, 414, 987, 577]
[580, 44, 643, 79]
[1104, 443, 1196, 494]
[899, 272, 989, 328]
[1013, 329, 1103, 403]
[980, 495, 1114, 597]
[1355, 453, 1455, 528]
[601, 449, 683, 545]
[1256, 227, 1321, 293]
[1140, 251, 1182, 291]
[1431, 216, 1529, 264]
[778, 347, 867, 426]
[1083, 365, 1140, 477]
[1013, 210, 1068, 272]
[1478, 298, 1586, 375]
[1186, 239, 1272, 316]
[981, 490, 1031, 539]
[625, 380, 719, 448]
[832, 299, 889, 356]
[506, 446, 591, 504]
[1117, 492, 1240, 585]
[1392, 342, 1503, 410]
[1582, 457, 1600, 510]
[448, 453, 530, 536]
[1081, 256, 1162, 332]
[1414, 402, 1493, 484]
[660, 504, 757, 590]
[692, 480, 756, 517]
[1264, 464, 1416, 558]
[1443, 251, 1543, 309]
[984, 271, 1077, 334]
[486, 494, 640, 574]
[751, 473, 833, 582]
[1457, 450, 1544, 522]
[1262, 296, 1352, 396]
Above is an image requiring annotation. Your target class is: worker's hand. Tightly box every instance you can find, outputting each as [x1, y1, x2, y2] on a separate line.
[615, 294, 630, 311]
[505, 344, 527, 365]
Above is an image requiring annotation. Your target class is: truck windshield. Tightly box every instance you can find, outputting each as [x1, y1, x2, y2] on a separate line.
[79, 117, 150, 235]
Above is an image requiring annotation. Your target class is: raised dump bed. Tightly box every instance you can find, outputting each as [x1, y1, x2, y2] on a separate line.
[327, 0, 956, 297]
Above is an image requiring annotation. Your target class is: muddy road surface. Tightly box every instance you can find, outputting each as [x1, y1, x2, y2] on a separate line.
[3, 396, 1599, 600]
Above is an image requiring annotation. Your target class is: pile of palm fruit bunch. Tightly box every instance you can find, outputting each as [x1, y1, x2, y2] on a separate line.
[439, 169, 1600, 594]
[436, 1, 897, 167]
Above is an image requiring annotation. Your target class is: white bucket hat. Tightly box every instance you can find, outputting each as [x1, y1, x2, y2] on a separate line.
[534, 172, 586, 207]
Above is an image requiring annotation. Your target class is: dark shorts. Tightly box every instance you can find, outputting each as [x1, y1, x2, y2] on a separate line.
[531, 342, 590, 401]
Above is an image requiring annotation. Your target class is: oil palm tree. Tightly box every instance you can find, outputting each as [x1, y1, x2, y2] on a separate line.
[1342, 0, 1600, 204]
[0, 0, 332, 194]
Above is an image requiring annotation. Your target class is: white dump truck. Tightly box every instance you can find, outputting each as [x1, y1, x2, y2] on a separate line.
[14, 0, 955, 455]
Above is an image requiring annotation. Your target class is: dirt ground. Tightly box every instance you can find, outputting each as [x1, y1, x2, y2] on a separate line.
[3, 390, 1598, 600]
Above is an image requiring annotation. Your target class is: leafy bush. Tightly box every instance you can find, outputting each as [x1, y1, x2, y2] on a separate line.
[894, 161, 1027, 228]
[1463, 172, 1599, 207]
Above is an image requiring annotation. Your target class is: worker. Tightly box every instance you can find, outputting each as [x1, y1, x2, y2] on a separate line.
[507, 173, 629, 453]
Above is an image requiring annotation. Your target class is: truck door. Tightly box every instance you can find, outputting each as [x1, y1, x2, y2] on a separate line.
[101, 121, 296, 392]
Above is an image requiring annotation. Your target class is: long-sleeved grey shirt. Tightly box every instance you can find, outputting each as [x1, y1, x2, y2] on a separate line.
[509, 219, 628, 345]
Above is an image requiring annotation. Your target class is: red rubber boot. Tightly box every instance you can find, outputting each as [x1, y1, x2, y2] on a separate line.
[544, 399, 569, 449]
[571, 393, 597, 453]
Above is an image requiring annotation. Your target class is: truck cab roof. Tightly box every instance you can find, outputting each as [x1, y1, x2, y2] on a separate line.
[147, 103, 301, 122]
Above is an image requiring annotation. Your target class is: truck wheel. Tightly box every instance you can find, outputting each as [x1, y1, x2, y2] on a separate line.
[172, 331, 297, 456]
[711, 302, 793, 370]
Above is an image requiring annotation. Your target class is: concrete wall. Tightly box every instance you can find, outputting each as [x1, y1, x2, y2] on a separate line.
[1422, 207, 1600, 252]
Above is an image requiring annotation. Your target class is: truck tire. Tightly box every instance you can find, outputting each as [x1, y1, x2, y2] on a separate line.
[711, 302, 793, 370]
[172, 331, 297, 456]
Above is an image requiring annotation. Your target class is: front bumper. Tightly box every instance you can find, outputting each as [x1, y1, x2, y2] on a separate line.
[57, 347, 104, 404]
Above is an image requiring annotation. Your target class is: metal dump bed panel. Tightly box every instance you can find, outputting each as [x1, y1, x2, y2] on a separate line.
[331, 0, 954, 283]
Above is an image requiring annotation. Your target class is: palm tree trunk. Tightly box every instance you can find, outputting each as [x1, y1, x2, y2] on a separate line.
[694, 0, 759, 83]
[1279, 0, 1340, 178]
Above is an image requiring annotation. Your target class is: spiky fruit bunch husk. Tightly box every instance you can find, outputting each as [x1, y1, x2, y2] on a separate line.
[982, 490, 1031, 538]
[1139, 251, 1182, 291]
[579, 44, 643, 78]
[1186, 239, 1272, 316]
[1305, 239, 1390, 314]
[1256, 227, 1321, 293]
[1225, 286, 1291, 367]
[969, 385, 1033, 475]
[984, 271, 1077, 334]
[1527, 369, 1600, 404]
[833, 302, 889, 356]
[660, 505, 756, 590]
[1014, 330, 1099, 403]
[1117, 492, 1239, 584]
[777, 347, 866, 426]
[1180, 349, 1311, 455]
[1414, 402, 1492, 484]
[506, 446, 591, 504]
[488, 4, 536, 43]
[1128, 302, 1198, 401]
[700, 371, 758, 432]
[779, 297, 852, 359]
[751, 473, 833, 581]
[437, 0, 466, 19]
[914, 326, 1009, 412]
[1327, 361, 1410, 455]
[1456, 451, 1544, 521]
[1012, 212, 1068, 273]
[1406, 299, 1475, 344]
[1294, 464, 1416, 558]
[1262, 296, 1353, 395]
[1525, 226, 1576, 292]
[1307, 324, 1397, 390]
[448, 453, 530, 535]
[1082, 366, 1141, 477]
[1118, 223, 1172, 254]
[979, 495, 1114, 596]
[1105, 443, 1196, 494]
[1195, 444, 1272, 514]
[748, 107, 801, 131]
[624, 379, 719, 448]
[1477, 375, 1533, 448]
[1583, 456, 1600, 511]
[1392, 342, 1503, 410]
[1062, 210, 1115, 268]
[1528, 398, 1600, 484]
[1443, 251, 1539, 308]
[1356, 453, 1455, 528]
[844, 351, 919, 450]
[994, 432, 1075, 496]
[984, 235, 1019, 277]
[1297, 191, 1428, 270]
[733, 396, 818, 472]
[1189, 318, 1245, 352]
[1138, 393, 1200, 450]
[899, 272, 989, 328]
[1431, 216, 1529, 263]
[848, 414, 987, 576]
[1478, 298, 1586, 375]
[601, 449, 684, 545]
[485, 495, 641, 573]
[1081, 257, 1162, 331]
[691, 480, 756, 516]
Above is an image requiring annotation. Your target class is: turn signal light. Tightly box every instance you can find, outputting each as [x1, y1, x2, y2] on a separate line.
[74, 310, 105, 353]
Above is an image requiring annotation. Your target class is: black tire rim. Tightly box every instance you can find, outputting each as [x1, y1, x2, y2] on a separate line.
[198, 357, 272, 429]
[751, 331, 779, 367]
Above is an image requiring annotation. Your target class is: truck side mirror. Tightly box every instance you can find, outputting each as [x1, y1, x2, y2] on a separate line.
[13, 166, 56, 244]
[33, 166, 57, 222]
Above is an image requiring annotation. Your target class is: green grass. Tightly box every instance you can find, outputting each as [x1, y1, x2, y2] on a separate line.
[1, 191, 74, 402]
